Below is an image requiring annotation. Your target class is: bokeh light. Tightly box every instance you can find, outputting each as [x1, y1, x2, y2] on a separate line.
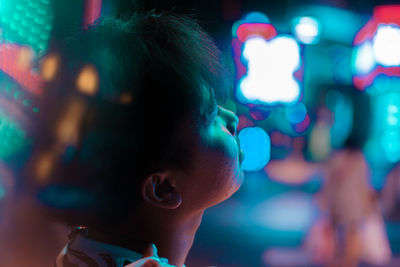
[35, 151, 54, 182]
[285, 102, 307, 124]
[293, 16, 320, 44]
[0, 0, 53, 54]
[56, 99, 85, 145]
[353, 5, 400, 92]
[353, 42, 375, 75]
[250, 192, 317, 231]
[238, 126, 271, 171]
[0, 107, 28, 159]
[119, 93, 132, 104]
[76, 64, 99, 96]
[293, 113, 310, 133]
[373, 25, 400, 67]
[40, 54, 60, 81]
[238, 36, 301, 105]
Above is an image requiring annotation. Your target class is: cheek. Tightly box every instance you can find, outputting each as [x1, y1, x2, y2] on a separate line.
[203, 123, 239, 160]
[200, 131, 242, 188]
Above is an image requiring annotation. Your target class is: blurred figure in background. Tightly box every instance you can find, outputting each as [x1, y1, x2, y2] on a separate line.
[308, 90, 391, 267]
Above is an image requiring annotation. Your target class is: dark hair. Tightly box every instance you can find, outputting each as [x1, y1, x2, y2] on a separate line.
[31, 12, 231, 227]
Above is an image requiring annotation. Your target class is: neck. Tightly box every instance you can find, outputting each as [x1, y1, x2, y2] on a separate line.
[148, 211, 204, 266]
[91, 209, 204, 267]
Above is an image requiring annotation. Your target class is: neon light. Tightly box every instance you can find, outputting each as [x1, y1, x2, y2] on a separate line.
[353, 5, 400, 91]
[285, 102, 307, 124]
[0, 0, 53, 53]
[238, 127, 271, 171]
[373, 25, 400, 66]
[293, 17, 320, 44]
[236, 23, 277, 42]
[376, 92, 400, 163]
[353, 42, 375, 75]
[374, 5, 400, 24]
[233, 12, 303, 108]
[238, 36, 301, 105]
[0, 106, 28, 159]
[0, 44, 42, 94]
[83, 0, 102, 29]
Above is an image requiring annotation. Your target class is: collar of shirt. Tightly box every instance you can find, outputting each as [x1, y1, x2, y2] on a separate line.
[56, 232, 143, 267]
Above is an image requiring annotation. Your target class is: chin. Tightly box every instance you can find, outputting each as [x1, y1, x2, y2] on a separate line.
[220, 168, 244, 203]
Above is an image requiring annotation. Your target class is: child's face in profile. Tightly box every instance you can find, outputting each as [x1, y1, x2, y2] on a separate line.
[173, 89, 244, 211]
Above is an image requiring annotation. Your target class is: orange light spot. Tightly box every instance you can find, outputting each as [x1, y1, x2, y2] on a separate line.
[120, 93, 132, 104]
[56, 99, 85, 144]
[76, 64, 99, 96]
[40, 54, 60, 81]
[35, 152, 54, 182]
[16, 46, 33, 71]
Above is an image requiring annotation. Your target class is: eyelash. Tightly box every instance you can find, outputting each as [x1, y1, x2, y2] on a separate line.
[202, 106, 218, 125]
[210, 106, 218, 120]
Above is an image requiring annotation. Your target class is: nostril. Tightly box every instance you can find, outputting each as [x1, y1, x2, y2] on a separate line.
[227, 122, 237, 136]
[218, 106, 239, 136]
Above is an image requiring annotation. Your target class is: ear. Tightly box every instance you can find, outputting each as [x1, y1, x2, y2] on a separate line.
[141, 172, 182, 209]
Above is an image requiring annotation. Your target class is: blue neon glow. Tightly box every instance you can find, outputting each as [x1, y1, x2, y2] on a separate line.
[285, 102, 307, 124]
[370, 75, 400, 95]
[238, 127, 270, 171]
[381, 130, 400, 162]
[373, 24, 400, 67]
[373, 92, 400, 163]
[238, 36, 301, 105]
[294, 17, 320, 44]
[243, 12, 270, 23]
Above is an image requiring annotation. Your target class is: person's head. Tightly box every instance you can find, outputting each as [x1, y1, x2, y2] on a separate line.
[27, 12, 243, 228]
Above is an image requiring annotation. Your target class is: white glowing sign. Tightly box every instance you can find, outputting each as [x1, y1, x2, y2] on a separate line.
[373, 24, 400, 67]
[294, 17, 320, 44]
[354, 24, 400, 75]
[238, 36, 301, 105]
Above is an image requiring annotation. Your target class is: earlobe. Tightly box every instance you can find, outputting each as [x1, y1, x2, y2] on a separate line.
[142, 173, 182, 209]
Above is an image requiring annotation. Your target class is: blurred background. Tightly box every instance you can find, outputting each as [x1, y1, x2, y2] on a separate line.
[1, 0, 400, 266]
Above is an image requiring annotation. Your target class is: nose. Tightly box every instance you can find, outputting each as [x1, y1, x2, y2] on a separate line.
[218, 106, 239, 136]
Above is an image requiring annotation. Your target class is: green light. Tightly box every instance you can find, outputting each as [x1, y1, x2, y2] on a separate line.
[32, 107, 39, 112]
[0, 108, 28, 159]
[0, 0, 53, 54]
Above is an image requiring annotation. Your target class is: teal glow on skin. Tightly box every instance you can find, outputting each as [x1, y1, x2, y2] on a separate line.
[120, 104, 244, 267]
[191, 105, 243, 207]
